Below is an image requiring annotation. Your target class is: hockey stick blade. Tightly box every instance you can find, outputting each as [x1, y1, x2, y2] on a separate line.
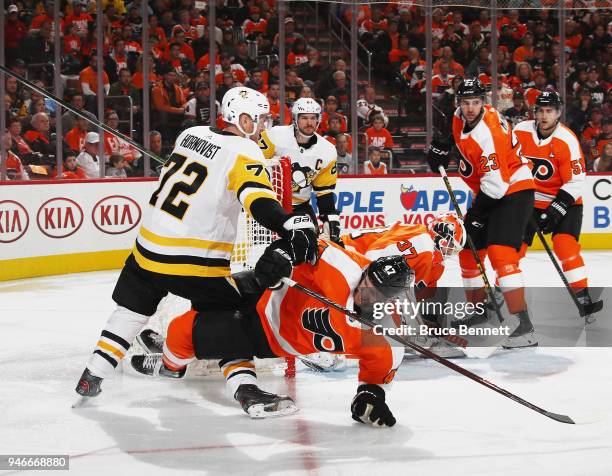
[579, 299, 603, 317]
[281, 277, 589, 425]
[544, 410, 606, 425]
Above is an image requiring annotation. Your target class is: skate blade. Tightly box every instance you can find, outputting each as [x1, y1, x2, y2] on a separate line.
[247, 399, 299, 419]
[502, 341, 539, 350]
[71, 395, 96, 409]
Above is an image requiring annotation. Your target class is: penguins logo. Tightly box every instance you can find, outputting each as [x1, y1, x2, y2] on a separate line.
[291, 162, 316, 193]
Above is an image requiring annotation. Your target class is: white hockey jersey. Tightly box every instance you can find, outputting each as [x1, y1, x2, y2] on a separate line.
[134, 126, 278, 278]
[258, 125, 338, 206]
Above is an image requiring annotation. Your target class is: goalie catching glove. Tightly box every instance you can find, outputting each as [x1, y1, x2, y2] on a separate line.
[351, 384, 396, 427]
[279, 213, 318, 264]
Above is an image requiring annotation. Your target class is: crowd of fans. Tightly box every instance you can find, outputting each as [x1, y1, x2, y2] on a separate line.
[1, 1, 611, 181]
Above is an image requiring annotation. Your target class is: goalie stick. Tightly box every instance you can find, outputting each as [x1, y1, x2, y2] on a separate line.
[282, 277, 599, 425]
[531, 217, 603, 319]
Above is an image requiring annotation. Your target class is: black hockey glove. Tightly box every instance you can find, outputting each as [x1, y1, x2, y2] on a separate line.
[254, 241, 293, 289]
[537, 189, 573, 234]
[279, 213, 318, 265]
[464, 192, 499, 238]
[351, 384, 396, 428]
[320, 214, 344, 247]
[427, 138, 451, 173]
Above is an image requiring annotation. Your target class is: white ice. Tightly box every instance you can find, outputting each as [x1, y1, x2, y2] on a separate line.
[1, 251, 611, 476]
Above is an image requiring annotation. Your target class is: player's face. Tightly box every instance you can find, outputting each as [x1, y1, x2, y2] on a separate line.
[297, 113, 319, 135]
[459, 97, 484, 124]
[535, 106, 560, 131]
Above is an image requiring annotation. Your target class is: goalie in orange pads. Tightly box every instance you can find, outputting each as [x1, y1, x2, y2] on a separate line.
[130, 241, 412, 426]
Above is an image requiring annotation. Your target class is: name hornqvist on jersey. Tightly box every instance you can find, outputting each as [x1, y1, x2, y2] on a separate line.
[180, 133, 222, 159]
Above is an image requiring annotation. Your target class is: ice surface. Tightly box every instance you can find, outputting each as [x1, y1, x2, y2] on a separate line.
[1, 252, 611, 476]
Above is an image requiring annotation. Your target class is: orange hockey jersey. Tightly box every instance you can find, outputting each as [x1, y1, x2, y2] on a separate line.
[342, 222, 445, 292]
[452, 105, 534, 199]
[513, 120, 585, 208]
[256, 241, 404, 386]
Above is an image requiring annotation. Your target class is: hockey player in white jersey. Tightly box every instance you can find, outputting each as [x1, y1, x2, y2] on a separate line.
[75, 87, 318, 414]
[258, 98, 343, 246]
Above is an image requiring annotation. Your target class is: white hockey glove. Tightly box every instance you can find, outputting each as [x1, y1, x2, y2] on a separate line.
[280, 213, 318, 265]
[320, 214, 344, 247]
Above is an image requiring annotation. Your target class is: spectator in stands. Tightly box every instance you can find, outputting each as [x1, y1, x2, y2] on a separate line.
[441, 23, 462, 52]
[76, 132, 101, 179]
[53, 153, 86, 180]
[149, 130, 164, 157]
[389, 34, 410, 65]
[318, 59, 348, 99]
[2, 131, 29, 181]
[24, 112, 53, 158]
[273, 17, 303, 49]
[287, 37, 308, 66]
[185, 82, 216, 125]
[450, 10, 469, 36]
[498, 24, 519, 53]
[245, 68, 268, 93]
[216, 72, 236, 102]
[356, 85, 388, 127]
[436, 75, 463, 126]
[66, 0, 93, 37]
[233, 40, 257, 72]
[524, 71, 550, 109]
[593, 141, 612, 172]
[582, 107, 604, 159]
[328, 71, 350, 111]
[431, 61, 454, 99]
[511, 62, 535, 90]
[152, 64, 187, 142]
[532, 21, 552, 50]
[319, 96, 347, 134]
[366, 115, 394, 150]
[513, 31, 535, 63]
[65, 114, 91, 153]
[79, 54, 110, 111]
[299, 86, 314, 98]
[323, 114, 346, 143]
[363, 147, 388, 175]
[503, 90, 530, 127]
[243, 6, 267, 37]
[571, 63, 589, 94]
[5, 4, 27, 62]
[5, 76, 22, 116]
[584, 65, 606, 106]
[467, 20, 486, 55]
[21, 19, 54, 65]
[285, 68, 305, 102]
[434, 47, 465, 77]
[61, 93, 84, 133]
[104, 110, 142, 164]
[8, 117, 33, 159]
[466, 46, 491, 78]
[108, 68, 141, 123]
[106, 154, 129, 178]
[335, 133, 354, 175]
[215, 52, 247, 85]
[267, 83, 291, 126]
[568, 88, 595, 135]
[166, 41, 195, 76]
[529, 45, 552, 77]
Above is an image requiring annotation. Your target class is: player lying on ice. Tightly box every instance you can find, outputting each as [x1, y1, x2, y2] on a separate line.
[130, 239, 414, 427]
[298, 213, 471, 371]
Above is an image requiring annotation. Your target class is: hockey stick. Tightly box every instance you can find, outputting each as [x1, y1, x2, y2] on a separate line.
[530, 217, 603, 319]
[437, 166, 506, 325]
[0, 64, 165, 165]
[281, 276, 597, 425]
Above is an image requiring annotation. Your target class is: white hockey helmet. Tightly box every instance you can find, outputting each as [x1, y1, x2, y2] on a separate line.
[221, 86, 270, 138]
[291, 97, 321, 131]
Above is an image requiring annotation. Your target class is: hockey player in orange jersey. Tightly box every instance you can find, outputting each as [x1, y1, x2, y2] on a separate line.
[515, 91, 599, 322]
[130, 241, 412, 426]
[298, 213, 468, 371]
[427, 78, 537, 348]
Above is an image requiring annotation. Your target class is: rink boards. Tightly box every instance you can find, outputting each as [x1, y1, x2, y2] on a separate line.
[1, 174, 610, 281]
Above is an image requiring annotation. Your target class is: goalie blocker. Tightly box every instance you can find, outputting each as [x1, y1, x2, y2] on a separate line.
[132, 242, 412, 427]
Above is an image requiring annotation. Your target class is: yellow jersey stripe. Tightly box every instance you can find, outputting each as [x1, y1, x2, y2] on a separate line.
[133, 246, 231, 277]
[97, 340, 126, 359]
[222, 361, 256, 378]
[243, 189, 277, 217]
[139, 226, 234, 252]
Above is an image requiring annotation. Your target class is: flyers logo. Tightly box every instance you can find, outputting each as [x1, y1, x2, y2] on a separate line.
[301, 308, 344, 352]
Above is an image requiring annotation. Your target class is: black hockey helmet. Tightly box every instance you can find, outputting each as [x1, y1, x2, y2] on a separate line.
[456, 78, 487, 100]
[535, 90, 563, 110]
[367, 255, 414, 297]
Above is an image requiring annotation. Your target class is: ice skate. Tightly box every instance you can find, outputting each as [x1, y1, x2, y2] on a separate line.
[234, 384, 298, 419]
[73, 368, 103, 408]
[137, 329, 165, 354]
[131, 354, 186, 379]
[502, 310, 538, 349]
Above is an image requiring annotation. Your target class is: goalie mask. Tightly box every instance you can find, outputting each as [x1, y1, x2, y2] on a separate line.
[221, 86, 271, 138]
[428, 213, 466, 259]
[354, 256, 414, 320]
[292, 97, 321, 137]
